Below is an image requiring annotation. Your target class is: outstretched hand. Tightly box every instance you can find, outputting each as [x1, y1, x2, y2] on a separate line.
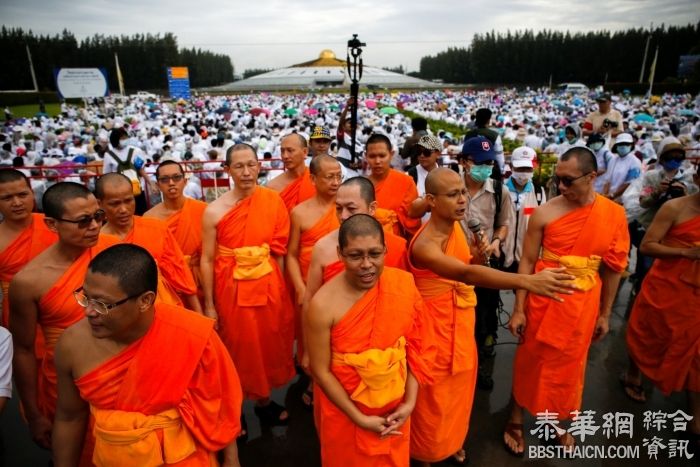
[528, 267, 577, 302]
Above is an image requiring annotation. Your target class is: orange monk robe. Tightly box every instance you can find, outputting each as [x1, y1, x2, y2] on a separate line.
[513, 195, 628, 419]
[314, 268, 435, 467]
[279, 168, 316, 212]
[214, 187, 295, 399]
[107, 216, 197, 309]
[627, 215, 700, 395]
[299, 205, 340, 280]
[408, 221, 478, 463]
[165, 197, 207, 288]
[296, 205, 339, 361]
[36, 236, 117, 422]
[75, 303, 242, 466]
[374, 169, 420, 237]
[0, 213, 56, 327]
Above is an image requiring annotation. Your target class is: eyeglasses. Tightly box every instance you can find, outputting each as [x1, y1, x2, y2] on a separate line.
[553, 172, 591, 187]
[56, 209, 106, 229]
[340, 248, 386, 264]
[157, 174, 185, 184]
[321, 174, 344, 182]
[73, 287, 143, 315]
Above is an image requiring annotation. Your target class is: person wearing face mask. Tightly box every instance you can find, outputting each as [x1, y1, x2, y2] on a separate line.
[632, 140, 698, 289]
[103, 127, 154, 215]
[458, 136, 515, 390]
[504, 147, 546, 273]
[556, 123, 585, 158]
[600, 132, 642, 203]
[586, 133, 613, 193]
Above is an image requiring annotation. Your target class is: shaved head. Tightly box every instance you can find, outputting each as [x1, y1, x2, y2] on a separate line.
[282, 133, 308, 149]
[310, 154, 340, 176]
[560, 147, 598, 174]
[0, 168, 30, 187]
[94, 173, 132, 200]
[425, 167, 461, 195]
[340, 176, 375, 205]
[339, 213, 385, 250]
[43, 182, 93, 218]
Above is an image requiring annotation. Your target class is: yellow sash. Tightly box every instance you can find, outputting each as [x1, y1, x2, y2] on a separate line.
[541, 248, 601, 291]
[91, 407, 196, 467]
[332, 336, 407, 409]
[217, 243, 273, 280]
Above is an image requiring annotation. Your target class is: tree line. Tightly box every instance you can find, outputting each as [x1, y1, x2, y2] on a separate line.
[0, 27, 234, 92]
[418, 23, 700, 85]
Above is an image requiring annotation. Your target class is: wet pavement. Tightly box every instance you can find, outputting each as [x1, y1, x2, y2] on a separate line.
[2, 278, 696, 466]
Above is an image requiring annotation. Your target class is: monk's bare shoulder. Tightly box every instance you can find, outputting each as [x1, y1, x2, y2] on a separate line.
[204, 192, 235, 226]
[266, 172, 290, 192]
[315, 230, 339, 258]
[143, 203, 168, 220]
[531, 195, 568, 226]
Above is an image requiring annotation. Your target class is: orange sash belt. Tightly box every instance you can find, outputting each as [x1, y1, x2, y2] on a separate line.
[217, 243, 273, 306]
[91, 406, 196, 467]
[374, 208, 399, 234]
[541, 249, 601, 291]
[332, 336, 407, 409]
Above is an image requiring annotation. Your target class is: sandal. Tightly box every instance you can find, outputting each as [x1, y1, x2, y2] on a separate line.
[301, 387, 314, 411]
[503, 422, 525, 457]
[254, 400, 289, 427]
[619, 373, 646, 403]
[447, 448, 469, 465]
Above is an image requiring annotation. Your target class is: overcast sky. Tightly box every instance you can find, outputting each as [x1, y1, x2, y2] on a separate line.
[1, 0, 698, 75]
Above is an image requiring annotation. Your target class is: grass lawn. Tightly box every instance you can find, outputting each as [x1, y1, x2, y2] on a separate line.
[2, 103, 62, 120]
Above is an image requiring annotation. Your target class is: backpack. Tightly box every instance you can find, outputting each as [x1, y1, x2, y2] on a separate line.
[108, 148, 142, 195]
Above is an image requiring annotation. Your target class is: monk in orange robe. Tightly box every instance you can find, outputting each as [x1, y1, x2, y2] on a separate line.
[144, 160, 207, 290]
[302, 177, 410, 409]
[366, 134, 421, 237]
[306, 214, 435, 467]
[505, 148, 629, 456]
[626, 177, 700, 436]
[10, 182, 115, 453]
[52, 244, 242, 466]
[0, 169, 56, 330]
[408, 168, 575, 465]
[96, 173, 201, 313]
[267, 133, 316, 211]
[201, 143, 295, 427]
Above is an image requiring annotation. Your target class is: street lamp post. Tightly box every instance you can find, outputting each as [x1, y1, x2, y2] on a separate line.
[346, 34, 366, 166]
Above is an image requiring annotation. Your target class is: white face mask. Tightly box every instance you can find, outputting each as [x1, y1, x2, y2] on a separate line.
[511, 171, 533, 186]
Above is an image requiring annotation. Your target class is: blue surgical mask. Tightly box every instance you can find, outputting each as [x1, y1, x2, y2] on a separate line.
[469, 165, 493, 183]
[616, 145, 632, 157]
[589, 142, 604, 152]
[661, 159, 682, 172]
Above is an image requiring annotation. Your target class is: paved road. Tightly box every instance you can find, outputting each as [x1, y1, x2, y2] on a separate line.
[2, 280, 695, 466]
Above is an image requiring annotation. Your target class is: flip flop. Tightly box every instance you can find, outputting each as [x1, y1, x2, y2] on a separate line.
[254, 400, 289, 427]
[503, 422, 525, 457]
[619, 373, 646, 403]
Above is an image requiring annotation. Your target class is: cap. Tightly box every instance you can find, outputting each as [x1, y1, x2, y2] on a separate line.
[612, 133, 634, 147]
[587, 133, 605, 146]
[511, 146, 536, 168]
[461, 136, 496, 163]
[416, 134, 442, 152]
[595, 93, 611, 102]
[659, 142, 685, 159]
[310, 126, 332, 140]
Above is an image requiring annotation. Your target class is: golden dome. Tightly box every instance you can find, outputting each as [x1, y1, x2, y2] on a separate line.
[319, 49, 336, 59]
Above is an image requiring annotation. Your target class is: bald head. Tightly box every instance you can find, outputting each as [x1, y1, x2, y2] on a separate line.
[94, 173, 132, 200]
[282, 133, 308, 149]
[425, 167, 461, 195]
[338, 213, 385, 250]
[43, 182, 93, 219]
[560, 147, 598, 174]
[0, 168, 30, 187]
[339, 176, 375, 205]
[310, 154, 340, 176]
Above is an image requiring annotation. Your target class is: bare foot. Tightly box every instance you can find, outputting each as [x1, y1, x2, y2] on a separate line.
[504, 422, 525, 457]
